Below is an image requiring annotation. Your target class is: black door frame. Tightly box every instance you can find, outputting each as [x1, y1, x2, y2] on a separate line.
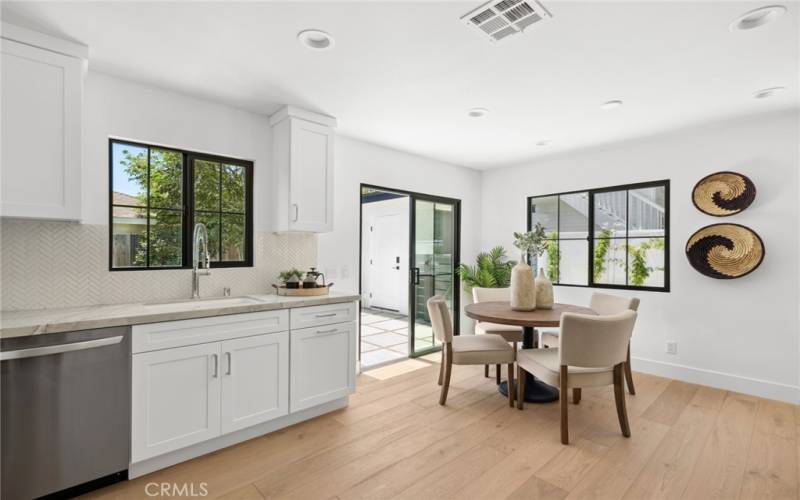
[359, 184, 462, 362]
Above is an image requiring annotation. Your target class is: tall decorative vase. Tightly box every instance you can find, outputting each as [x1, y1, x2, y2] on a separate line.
[511, 253, 536, 311]
[535, 268, 554, 309]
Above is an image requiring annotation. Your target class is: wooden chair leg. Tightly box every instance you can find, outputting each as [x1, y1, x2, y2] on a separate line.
[613, 363, 631, 438]
[572, 388, 581, 404]
[516, 365, 526, 410]
[496, 364, 501, 384]
[507, 363, 515, 407]
[625, 344, 636, 395]
[484, 364, 489, 378]
[439, 344, 453, 406]
[438, 348, 445, 386]
[560, 365, 569, 444]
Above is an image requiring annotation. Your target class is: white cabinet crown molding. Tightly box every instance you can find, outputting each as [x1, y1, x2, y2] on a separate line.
[269, 105, 337, 128]
[1, 22, 88, 60]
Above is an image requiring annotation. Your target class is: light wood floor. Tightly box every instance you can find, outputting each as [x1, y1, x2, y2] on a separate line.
[84, 360, 799, 500]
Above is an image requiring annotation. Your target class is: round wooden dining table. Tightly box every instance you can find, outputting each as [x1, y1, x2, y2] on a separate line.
[464, 301, 596, 403]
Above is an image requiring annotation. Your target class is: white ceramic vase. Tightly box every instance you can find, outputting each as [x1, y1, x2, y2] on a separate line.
[535, 268, 554, 309]
[510, 255, 536, 311]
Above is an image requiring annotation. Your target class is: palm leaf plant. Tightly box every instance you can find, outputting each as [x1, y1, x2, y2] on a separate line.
[457, 246, 516, 292]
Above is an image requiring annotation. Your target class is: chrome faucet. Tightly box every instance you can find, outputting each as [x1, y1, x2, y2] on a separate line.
[192, 222, 211, 299]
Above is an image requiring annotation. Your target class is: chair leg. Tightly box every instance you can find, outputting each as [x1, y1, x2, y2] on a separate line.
[516, 365, 526, 410]
[625, 344, 636, 395]
[438, 348, 445, 386]
[614, 363, 631, 438]
[572, 388, 581, 404]
[439, 344, 453, 406]
[560, 365, 569, 445]
[496, 364, 501, 384]
[507, 363, 515, 407]
[484, 364, 489, 378]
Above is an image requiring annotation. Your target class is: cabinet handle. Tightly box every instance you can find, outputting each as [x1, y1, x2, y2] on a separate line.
[211, 353, 219, 378]
[292, 204, 299, 222]
[226, 352, 232, 375]
[315, 313, 337, 318]
[316, 328, 339, 335]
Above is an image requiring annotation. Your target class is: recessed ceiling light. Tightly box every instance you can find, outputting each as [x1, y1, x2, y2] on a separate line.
[753, 86, 786, 98]
[729, 5, 786, 31]
[467, 107, 489, 118]
[600, 100, 623, 110]
[297, 29, 334, 50]
[536, 140, 551, 147]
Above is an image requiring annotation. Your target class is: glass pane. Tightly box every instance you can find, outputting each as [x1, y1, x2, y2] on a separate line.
[149, 149, 183, 209]
[529, 195, 558, 234]
[594, 190, 627, 238]
[221, 164, 246, 213]
[221, 214, 246, 262]
[111, 142, 147, 206]
[111, 206, 147, 268]
[593, 238, 626, 285]
[195, 213, 220, 262]
[149, 209, 183, 267]
[537, 237, 560, 283]
[627, 238, 665, 287]
[557, 239, 589, 285]
[628, 186, 666, 238]
[558, 192, 589, 239]
[194, 160, 220, 211]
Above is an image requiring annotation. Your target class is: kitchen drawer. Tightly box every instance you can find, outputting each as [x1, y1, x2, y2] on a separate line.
[290, 302, 357, 330]
[132, 310, 288, 353]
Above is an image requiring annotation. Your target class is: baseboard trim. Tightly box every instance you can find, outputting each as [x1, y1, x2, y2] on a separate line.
[631, 356, 799, 404]
[129, 397, 348, 479]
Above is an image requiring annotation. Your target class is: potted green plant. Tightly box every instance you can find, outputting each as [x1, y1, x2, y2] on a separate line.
[278, 268, 303, 289]
[510, 223, 547, 311]
[457, 246, 516, 292]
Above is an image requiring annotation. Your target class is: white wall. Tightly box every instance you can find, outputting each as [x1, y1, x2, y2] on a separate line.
[318, 136, 482, 334]
[481, 109, 800, 402]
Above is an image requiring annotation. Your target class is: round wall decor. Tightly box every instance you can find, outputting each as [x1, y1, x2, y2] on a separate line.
[692, 171, 756, 216]
[685, 223, 764, 279]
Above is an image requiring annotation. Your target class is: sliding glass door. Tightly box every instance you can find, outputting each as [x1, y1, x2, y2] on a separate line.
[409, 196, 460, 357]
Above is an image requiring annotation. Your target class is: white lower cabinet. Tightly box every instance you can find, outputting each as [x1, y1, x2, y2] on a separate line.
[132, 342, 221, 462]
[290, 321, 356, 412]
[220, 332, 289, 434]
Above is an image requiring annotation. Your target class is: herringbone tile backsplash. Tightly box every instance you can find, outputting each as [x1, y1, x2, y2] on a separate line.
[0, 220, 317, 311]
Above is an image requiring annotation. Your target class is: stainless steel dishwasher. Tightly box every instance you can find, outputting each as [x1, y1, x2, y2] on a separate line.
[1, 326, 131, 499]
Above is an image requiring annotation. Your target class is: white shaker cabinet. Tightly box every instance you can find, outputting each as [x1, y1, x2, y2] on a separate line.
[1, 24, 87, 221]
[270, 105, 336, 232]
[220, 332, 289, 434]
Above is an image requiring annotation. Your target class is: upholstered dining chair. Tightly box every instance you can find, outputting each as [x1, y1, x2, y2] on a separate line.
[541, 292, 640, 395]
[516, 310, 638, 444]
[427, 295, 515, 407]
[472, 287, 524, 383]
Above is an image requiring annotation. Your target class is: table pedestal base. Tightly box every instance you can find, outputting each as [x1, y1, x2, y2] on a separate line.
[498, 373, 559, 403]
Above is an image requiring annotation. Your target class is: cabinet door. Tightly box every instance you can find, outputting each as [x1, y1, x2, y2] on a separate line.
[290, 322, 356, 412]
[289, 119, 333, 232]
[132, 343, 221, 462]
[1, 39, 82, 220]
[220, 332, 289, 434]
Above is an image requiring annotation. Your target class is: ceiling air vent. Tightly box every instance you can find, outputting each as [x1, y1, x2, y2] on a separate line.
[461, 0, 552, 42]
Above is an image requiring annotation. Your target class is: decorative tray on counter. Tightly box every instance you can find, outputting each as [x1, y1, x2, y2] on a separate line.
[272, 284, 333, 297]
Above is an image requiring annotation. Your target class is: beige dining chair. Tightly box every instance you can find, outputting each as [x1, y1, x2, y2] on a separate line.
[516, 310, 638, 444]
[541, 292, 640, 395]
[472, 287, 524, 383]
[428, 296, 516, 407]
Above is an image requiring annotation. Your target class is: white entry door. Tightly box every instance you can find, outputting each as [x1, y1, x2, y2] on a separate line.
[370, 212, 408, 313]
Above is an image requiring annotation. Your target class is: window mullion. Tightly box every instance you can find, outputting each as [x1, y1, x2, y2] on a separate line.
[145, 147, 151, 268]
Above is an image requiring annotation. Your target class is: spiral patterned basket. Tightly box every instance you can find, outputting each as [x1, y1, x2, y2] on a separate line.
[692, 171, 755, 216]
[685, 223, 764, 279]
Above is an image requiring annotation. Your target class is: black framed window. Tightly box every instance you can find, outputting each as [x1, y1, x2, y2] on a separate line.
[528, 180, 669, 292]
[110, 139, 253, 270]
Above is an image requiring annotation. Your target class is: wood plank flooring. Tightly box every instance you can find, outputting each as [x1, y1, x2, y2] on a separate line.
[83, 361, 798, 500]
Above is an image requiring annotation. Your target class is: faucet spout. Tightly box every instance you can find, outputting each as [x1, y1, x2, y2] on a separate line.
[192, 222, 211, 299]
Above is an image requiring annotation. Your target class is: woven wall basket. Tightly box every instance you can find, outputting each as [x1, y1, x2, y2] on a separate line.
[685, 223, 764, 279]
[692, 171, 756, 216]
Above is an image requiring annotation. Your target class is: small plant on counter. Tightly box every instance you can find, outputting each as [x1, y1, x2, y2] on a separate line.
[278, 268, 303, 284]
[457, 246, 516, 291]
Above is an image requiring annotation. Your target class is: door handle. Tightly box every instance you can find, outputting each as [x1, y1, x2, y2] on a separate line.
[292, 203, 299, 222]
[412, 267, 420, 285]
[211, 353, 219, 378]
[225, 352, 232, 375]
[0, 336, 123, 361]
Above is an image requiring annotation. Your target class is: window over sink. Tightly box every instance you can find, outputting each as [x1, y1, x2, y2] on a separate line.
[110, 139, 253, 270]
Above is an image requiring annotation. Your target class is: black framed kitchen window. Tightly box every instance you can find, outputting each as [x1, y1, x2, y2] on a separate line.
[109, 139, 253, 270]
[527, 180, 669, 292]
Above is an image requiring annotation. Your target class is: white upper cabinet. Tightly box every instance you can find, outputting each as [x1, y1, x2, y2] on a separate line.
[1, 24, 87, 221]
[270, 105, 336, 232]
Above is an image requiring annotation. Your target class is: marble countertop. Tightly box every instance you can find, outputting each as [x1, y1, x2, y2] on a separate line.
[0, 292, 361, 338]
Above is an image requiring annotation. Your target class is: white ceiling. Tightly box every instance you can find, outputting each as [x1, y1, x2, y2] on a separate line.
[2, 1, 798, 169]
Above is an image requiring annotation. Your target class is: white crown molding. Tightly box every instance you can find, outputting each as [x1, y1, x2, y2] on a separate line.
[1, 22, 89, 60]
[269, 105, 337, 128]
